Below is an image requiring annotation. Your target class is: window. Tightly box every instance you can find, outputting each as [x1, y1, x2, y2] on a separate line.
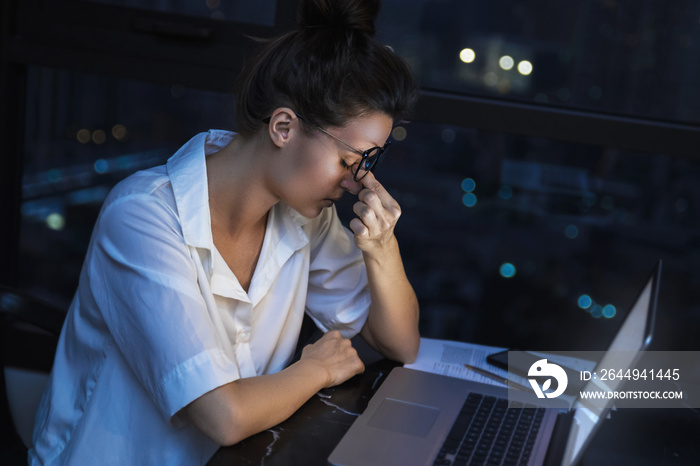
[18, 67, 234, 307]
[378, 0, 700, 125]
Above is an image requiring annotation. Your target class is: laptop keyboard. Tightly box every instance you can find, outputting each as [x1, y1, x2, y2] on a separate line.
[433, 393, 545, 466]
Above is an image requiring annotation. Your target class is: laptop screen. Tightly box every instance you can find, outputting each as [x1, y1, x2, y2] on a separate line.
[561, 261, 660, 466]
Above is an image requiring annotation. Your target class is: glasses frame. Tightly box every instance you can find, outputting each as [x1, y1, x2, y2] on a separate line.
[262, 113, 391, 182]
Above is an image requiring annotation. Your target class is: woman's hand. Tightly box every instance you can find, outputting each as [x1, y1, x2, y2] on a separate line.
[299, 330, 365, 388]
[349, 172, 401, 254]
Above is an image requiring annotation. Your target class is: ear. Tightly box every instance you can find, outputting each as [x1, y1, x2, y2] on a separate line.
[267, 107, 299, 148]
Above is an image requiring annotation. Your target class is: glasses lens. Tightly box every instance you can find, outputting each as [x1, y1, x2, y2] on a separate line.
[354, 147, 384, 181]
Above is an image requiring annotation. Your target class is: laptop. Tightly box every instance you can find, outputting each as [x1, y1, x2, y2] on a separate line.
[328, 261, 662, 466]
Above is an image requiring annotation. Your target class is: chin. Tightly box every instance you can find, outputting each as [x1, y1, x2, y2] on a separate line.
[292, 204, 325, 219]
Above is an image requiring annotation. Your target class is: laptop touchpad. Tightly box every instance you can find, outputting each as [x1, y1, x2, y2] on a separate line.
[367, 398, 440, 438]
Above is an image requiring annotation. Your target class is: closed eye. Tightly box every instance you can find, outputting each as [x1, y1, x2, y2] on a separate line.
[340, 158, 353, 170]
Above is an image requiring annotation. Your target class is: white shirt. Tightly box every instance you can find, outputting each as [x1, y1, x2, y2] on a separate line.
[29, 130, 370, 465]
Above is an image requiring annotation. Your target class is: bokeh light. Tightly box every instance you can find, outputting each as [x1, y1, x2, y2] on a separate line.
[499, 56, 514, 70]
[517, 60, 533, 75]
[578, 294, 592, 309]
[462, 192, 477, 207]
[500, 263, 516, 278]
[460, 48, 476, 63]
[461, 178, 476, 193]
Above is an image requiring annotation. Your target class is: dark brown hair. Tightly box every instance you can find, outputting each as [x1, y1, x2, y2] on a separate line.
[234, 0, 417, 138]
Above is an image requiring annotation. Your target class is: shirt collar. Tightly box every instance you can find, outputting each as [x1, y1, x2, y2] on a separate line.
[166, 130, 311, 252]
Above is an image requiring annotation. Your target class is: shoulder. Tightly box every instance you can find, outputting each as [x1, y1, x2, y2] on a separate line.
[98, 166, 181, 236]
[108, 164, 170, 201]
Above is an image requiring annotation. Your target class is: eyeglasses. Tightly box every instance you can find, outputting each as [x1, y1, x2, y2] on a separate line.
[263, 113, 390, 182]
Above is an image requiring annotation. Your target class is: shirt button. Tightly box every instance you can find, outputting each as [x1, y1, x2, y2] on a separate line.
[237, 330, 250, 343]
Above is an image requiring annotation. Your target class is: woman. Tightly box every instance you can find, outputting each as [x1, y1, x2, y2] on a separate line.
[30, 0, 420, 464]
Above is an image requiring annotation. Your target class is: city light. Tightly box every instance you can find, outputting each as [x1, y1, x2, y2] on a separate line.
[392, 126, 407, 141]
[462, 192, 477, 207]
[76, 129, 91, 144]
[484, 72, 498, 86]
[500, 263, 516, 278]
[459, 48, 476, 63]
[517, 60, 533, 75]
[602, 304, 617, 318]
[92, 130, 107, 145]
[461, 178, 476, 193]
[46, 213, 65, 231]
[578, 295, 592, 309]
[94, 159, 109, 174]
[565, 224, 579, 239]
[112, 124, 128, 141]
[499, 56, 514, 70]
[498, 185, 513, 200]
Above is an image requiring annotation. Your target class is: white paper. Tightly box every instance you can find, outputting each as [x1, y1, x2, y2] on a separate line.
[404, 337, 510, 387]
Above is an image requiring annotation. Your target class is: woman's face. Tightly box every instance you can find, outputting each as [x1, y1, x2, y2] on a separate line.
[274, 111, 393, 218]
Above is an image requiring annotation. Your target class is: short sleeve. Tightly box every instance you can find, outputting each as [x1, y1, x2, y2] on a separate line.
[304, 207, 370, 338]
[86, 193, 239, 420]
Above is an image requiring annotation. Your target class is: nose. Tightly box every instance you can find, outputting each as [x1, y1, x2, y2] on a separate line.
[339, 169, 363, 195]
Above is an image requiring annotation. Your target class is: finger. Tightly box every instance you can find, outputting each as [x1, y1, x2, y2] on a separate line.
[358, 188, 382, 211]
[352, 200, 377, 222]
[349, 218, 369, 239]
[359, 170, 383, 191]
[360, 172, 401, 215]
[323, 330, 342, 340]
[360, 172, 391, 197]
[352, 201, 381, 235]
[353, 360, 366, 376]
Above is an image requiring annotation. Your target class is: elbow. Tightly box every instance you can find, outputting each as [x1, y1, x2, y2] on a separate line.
[391, 325, 420, 364]
[380, 332, 421, 364]
[211, 404, 253, 447]
[362, 321, 421, 364]
[207, 413, 249, 447]
[394, 338, 420, 365]
[216, 431, 245, 448]
[185, 393, 251, 447]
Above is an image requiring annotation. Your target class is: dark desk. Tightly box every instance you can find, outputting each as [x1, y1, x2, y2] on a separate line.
[207, 346, 398, 466]
[207, 343, 700, 466]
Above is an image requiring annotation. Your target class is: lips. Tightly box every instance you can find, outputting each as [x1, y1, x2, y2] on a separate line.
[323, 195, 344, 207]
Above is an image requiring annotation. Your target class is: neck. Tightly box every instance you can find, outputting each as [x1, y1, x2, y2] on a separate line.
[206, 133, 279, 238]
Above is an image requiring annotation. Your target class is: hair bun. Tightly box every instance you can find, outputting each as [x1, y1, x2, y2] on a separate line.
[298, 0, 380, 37]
